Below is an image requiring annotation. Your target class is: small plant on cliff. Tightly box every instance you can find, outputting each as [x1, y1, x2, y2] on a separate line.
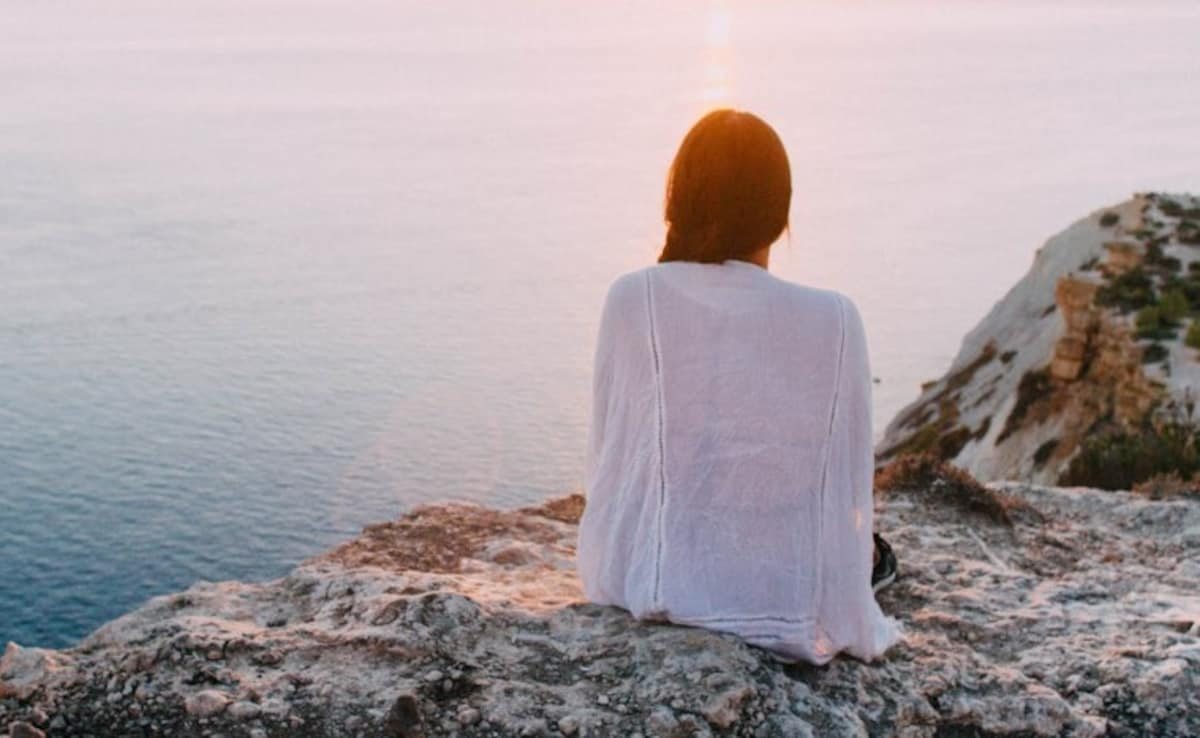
[1145, 242, 1183, 275]
[1141, 342, 1169, 364]
[1099, 211, 1120, 227]
[1165, 274, 1200, 311]
[879, 344, 998, 463]
[1095, 267, 1156, 314]
[1180, 221, 1200, 246]
[1136, 305, 1162, 334]
[1159, 289, 1190, 322]
[1132, 472, 1200, 500]
[1059, 421, 1198, 491]
[874, 453, 1032, 526]
[1160, 256, 1183, 274]
[1187, 320, 1200, 350]
[1135, 306, 1176, 341]
[1160, 198, 1184, 217]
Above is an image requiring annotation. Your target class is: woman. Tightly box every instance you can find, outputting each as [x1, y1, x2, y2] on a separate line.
[577, 109, 902, 665]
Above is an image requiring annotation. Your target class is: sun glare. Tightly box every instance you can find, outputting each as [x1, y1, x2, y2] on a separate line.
[703, 0, 733, 104]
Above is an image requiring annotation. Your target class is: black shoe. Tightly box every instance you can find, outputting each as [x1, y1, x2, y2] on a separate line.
[871, 533, 898, 593]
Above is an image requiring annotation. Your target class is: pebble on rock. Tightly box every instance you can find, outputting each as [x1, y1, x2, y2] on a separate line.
[384, 692, 424, 738]
[557, 715, 580, 736]
[9, 722, 46, 738]
[184, 689, 230, 717]
[456, 707, 481, 725]
[227, 700, 261, 720]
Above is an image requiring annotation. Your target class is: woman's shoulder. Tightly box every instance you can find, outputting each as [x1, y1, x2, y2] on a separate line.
[602, 264, 862, 326]
[600, 268, 651, 313]
[766, 277, 858, 318]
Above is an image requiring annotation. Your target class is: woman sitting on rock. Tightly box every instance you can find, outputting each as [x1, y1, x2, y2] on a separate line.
[577, 109, 902, 665]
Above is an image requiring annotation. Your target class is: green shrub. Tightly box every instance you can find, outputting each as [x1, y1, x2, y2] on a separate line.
[1095, 267, 1156, 313]
[1136, 305, 1161, 331]
[1059, 422, 1199, 491]
[1099, 212, 1120, 227]
[1169, 275, 1200, 310]
[1179, 221, 1200, 245]
[1162, 256, 1183, 273]
[1159, 289, 1190, 322]
[1146, 242, 1183, 274]
[1160, 198, 1184, 217]
[1187, 320, 1200, 350]
[1141, 342, 1168, 364]
[1186, 285, 1200, 311]
[1135, 306, 1175, 340]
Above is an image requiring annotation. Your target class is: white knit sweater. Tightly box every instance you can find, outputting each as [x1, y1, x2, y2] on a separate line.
[577, 258, 903, 664]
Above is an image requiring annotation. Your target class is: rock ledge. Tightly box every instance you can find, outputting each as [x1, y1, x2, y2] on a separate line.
[3, 485, 1199, 737]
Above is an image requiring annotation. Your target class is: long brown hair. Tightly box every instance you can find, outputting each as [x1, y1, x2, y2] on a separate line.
[657, 109, 792, 264]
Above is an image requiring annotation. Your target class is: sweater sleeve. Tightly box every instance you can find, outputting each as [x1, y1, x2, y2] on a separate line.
[578, 272, 661, 611]
[584, 282, 620, 501]
[814, 293, 903, 662]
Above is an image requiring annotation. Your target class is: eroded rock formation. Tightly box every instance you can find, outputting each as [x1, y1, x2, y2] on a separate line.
[878, 192, 1200, 484]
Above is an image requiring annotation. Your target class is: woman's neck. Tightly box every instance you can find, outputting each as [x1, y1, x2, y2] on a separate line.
[744, 245, 770, 270]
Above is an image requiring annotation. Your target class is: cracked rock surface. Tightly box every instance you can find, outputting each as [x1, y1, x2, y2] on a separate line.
[2, 485, 1198, 737]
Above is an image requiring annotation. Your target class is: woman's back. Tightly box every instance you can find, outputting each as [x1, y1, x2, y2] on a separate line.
[577, 258, 902, 664]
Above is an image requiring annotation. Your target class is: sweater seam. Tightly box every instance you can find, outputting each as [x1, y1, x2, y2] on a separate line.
[645, 270, 668, 612]
[813, 293, 849, 624]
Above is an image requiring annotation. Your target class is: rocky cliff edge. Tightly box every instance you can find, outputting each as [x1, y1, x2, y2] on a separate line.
[3, 475, 1199, 738]
[876, 193, 1200, 485]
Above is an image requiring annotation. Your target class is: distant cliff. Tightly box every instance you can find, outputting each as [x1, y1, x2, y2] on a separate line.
[3, 474, 1199, 737]
[877, 193, 1200, 485]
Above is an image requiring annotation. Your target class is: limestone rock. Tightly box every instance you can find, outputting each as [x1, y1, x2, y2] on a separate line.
[0, 490, 1196, 737]
[878, 192, 1200, 484]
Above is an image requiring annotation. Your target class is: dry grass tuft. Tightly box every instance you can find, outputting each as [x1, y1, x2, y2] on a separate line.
[1132, 472, 1200, 500]
[521, 493, 586, 524]
[875, 453, 1034, 527]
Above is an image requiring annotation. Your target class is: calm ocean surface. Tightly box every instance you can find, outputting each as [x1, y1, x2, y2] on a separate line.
[3, 1, 1199, 647]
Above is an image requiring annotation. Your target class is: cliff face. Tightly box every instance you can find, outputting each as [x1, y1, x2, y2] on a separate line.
[4, 485, 1199, 738]
[877, 193, 1200, 484]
